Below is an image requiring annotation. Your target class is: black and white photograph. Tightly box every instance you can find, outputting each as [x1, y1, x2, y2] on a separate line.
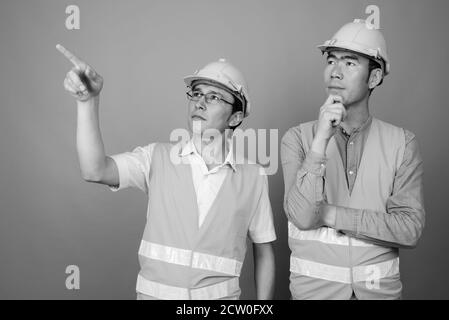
[0, 0, 447, 305]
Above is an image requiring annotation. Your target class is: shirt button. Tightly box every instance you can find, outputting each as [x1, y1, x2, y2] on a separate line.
[349, 170, 354, 175]
[349, 141, 354, 145]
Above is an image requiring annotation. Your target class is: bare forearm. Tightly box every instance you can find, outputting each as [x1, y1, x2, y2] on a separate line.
[57, 45, 111, 183]
[253, 243, 275, 300]
[76, 96, 107, 180]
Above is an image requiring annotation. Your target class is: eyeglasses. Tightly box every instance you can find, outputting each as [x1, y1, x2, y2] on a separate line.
[186, 90, 233, 106]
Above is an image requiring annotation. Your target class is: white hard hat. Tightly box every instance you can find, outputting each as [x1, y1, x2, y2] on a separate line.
[184, 58, 251, 117]
[318, 19, 390, 76]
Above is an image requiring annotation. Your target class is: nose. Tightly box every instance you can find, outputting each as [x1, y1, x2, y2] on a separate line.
[330, 63, 343, 80]
[195, 95, 207, 110]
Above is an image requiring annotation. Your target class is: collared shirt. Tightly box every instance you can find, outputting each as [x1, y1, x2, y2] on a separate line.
[281, 117, 425, 248]
[333, 116, 373, 194]
[180, 139, 236, 227]
[110, 140, 276, 243]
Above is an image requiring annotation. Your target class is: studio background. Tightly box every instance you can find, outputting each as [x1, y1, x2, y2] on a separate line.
[0, 0, 447, 299]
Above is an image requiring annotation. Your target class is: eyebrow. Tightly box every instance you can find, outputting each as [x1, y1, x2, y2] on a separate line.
[327, 53, 360, 61]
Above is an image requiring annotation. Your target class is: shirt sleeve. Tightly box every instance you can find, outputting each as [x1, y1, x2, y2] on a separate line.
[248, 174, 277, 244]
[333, 130, 425, 248]
[108, 143, 156, 194]
[281, 126, 328, 230]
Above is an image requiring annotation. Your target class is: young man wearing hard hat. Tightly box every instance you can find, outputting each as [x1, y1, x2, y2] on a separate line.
[281, 20, 425, 299]
[57, 44, 276, 300]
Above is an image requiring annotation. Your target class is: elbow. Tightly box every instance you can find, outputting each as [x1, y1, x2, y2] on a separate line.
[400, 239, 419, 249]
[402, 230, 423, 249]
[291, 218, 317, 231]
[399, 220, 425, 249]
[79, 158, 109, 183]
[399, 239, 418, 249]
[284, 199, 318, 231]
[79, 159, 109, 183]
[80, 169, 103, 183]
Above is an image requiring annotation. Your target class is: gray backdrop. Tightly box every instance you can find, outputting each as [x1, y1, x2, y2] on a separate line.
[0, 0, 448, 299]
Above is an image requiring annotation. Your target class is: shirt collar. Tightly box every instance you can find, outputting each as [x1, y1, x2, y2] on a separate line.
[180, 138, 237, 172]
[339, 115, 373, 137]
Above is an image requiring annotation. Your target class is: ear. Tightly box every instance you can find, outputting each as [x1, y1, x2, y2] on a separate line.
[228, 111, 244, 127]
[368, 68, 383, 89]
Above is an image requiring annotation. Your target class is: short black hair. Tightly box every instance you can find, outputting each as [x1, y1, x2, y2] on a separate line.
[231, 98, 243, 114]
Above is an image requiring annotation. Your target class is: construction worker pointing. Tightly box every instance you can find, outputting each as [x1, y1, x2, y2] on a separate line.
[281, 20, 425, 299]
[57, 44, 276, 300]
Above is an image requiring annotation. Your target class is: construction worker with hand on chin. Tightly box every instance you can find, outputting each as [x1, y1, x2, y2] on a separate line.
[281, 20, 425, 299]
[57, 44, 276, 300]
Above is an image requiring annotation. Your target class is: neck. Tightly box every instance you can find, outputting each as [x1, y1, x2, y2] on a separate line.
[192, 130, 230, 168]
[340, 96, 370, 134]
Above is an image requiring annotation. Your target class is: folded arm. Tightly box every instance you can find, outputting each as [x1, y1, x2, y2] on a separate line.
[281, 127, 425, 248]
[322, 133, 425, 248]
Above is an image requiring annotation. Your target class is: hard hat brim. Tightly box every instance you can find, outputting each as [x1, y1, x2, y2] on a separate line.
[317, 42, 389, 75]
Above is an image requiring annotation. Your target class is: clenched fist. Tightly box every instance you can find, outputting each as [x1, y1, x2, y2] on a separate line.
[56, 44, 103, 102]
[315, 94, 347, 142]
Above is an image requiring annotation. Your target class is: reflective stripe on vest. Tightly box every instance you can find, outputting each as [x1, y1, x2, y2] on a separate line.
[290, 256, 399, 284]
[139, 240, 243, 276]
[288, 222, 375, 247]
[136, 275, 239, 300]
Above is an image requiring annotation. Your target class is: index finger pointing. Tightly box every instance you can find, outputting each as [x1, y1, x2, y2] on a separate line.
[56, 44, 86, 70]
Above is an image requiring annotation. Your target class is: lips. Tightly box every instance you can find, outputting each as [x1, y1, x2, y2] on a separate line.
[327, 82, 345, 90]
[191, 115, 206, 121]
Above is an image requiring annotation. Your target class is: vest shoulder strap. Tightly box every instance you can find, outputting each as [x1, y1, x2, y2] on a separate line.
[371, 118, 406, 172]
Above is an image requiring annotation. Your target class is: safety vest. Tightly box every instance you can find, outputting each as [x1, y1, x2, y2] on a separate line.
[136, 143, 264, 300]
[289, 118, 406, 299]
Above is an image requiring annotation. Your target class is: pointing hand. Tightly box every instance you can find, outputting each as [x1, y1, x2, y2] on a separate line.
[56, 44, 103, 101]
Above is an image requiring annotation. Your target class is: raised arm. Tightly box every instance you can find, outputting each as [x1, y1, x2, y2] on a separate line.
[282, 95, 346, 230]
[57, 44, 118, 186]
